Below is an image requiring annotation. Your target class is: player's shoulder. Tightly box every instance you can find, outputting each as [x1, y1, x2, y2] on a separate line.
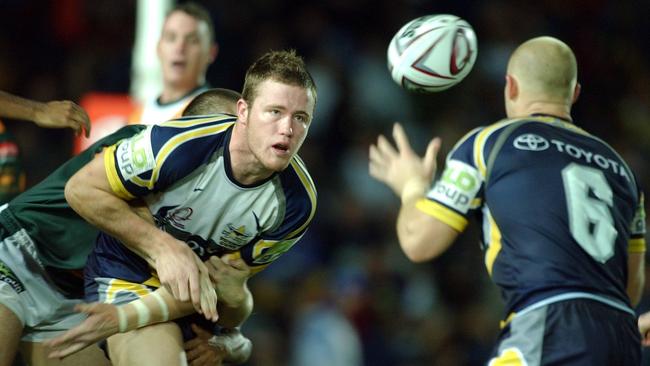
[282, 154, 317, 198]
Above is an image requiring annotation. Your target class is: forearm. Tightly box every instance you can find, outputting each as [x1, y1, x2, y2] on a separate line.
[216, 283, 253, 328]
[626, 251, 645, 306]
[65, 168, 168, 264]
[0, 90, 43, 121]
[397, 199, 458, 263]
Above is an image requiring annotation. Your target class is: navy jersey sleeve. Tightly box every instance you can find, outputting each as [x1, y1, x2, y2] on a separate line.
[104, 116, 235, 199]
[241, 157, 317, 274]
[416, 126, 485, 232]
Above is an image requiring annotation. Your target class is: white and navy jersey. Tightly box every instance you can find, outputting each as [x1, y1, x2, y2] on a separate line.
[417, 115, 646, 317]
[128, 85, 209, 125]
[85, 114, 317, 287]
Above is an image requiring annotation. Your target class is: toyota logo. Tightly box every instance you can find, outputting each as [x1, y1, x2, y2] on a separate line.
[513, 134, 549, 151]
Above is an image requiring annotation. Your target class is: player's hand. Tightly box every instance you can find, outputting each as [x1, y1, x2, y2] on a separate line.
[638, 311, 650, 346]
[33, 100, 91, 137]
[185, 324, 227, 366]
[206, 256, 251, 308]
[44, 302, 119, 359]
[369, 123, 441, 203]
[155, 239, 219, 322]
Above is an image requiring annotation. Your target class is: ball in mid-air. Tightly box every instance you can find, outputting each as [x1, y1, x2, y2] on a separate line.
[387, 14, 478, 92]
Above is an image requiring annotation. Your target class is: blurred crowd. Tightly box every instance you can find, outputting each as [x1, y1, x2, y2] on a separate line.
[1, 0, 649, 365]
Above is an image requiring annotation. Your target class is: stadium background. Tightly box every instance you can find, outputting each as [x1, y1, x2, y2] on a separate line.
[1, 0, 649, 364]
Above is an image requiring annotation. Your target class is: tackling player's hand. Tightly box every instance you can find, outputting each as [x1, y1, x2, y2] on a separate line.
[185, 324, 227, 366]
[369, 123, 441, 204]
[33, 100, 91, 137]
[206, 256, 251, 308]
[44, 302, 119, 359]
[155, 239, 219, 322]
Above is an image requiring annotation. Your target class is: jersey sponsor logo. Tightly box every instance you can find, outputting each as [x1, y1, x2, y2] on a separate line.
[116, 129, 155, 180]
[550, 139, 631, 181]
[0, 260, 24, 293]
[167, 207, 193, 229]
[428, 159, 482, 213]
[513, 133, 549, 151]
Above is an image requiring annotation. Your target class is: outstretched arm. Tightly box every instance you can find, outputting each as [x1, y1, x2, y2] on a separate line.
[45, 257, 253, 359]
[0, 90, 90, 136]
[369, 123, 458, 261]
[65, 151, 217, 320]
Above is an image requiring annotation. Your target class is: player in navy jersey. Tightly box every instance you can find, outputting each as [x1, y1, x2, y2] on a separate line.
[370, 36, 645, 365]
[63, 50, 317, 365]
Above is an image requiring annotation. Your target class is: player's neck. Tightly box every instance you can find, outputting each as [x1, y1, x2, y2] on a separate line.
[522, 101, 572, 123]
[228, 124, 274, 185]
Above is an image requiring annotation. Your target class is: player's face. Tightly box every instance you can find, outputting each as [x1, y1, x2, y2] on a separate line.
[241, 79, 315, 173]
[157, 11, 214, 90]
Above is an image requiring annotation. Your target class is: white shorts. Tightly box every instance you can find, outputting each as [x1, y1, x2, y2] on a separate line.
[0, 228, 85, 342]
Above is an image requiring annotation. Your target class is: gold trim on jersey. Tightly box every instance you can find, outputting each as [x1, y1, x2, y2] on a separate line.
[161, 115, 235, 128]
[485, 212, 503, 276]
[499, 312, 517, 329]
[104, 145, 136, 200]
[628, 238, 647, 253]
[148, 122, 234, 189]
[415, 199, 468, 232]
[285, 157, 317, 239]
[488, 347, 526, 366]
[472, 119, 524, 178]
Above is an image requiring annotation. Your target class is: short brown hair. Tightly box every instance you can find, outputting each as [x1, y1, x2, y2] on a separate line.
[168, 2, 215, 43]
[182, 88, 241, 116]
[241, 50, 317, 106]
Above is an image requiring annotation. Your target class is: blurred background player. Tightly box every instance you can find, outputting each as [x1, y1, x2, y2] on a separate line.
[0, 90, 90, 202]
[128, 1, 217, 125]
[369, 36, 645, 365]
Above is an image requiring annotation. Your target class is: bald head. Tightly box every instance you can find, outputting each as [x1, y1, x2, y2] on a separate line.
[182, 88, 241, 116]
[507, 36, 578, 101]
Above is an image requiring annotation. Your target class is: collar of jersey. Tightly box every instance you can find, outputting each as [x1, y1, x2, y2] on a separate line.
[223, 127, 278, 189]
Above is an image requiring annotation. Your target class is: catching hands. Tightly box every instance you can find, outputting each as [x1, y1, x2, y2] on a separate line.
[33, 100, 91, 137]
[369, 123, 442, 203]
[44, 302, 118, 359]
[155, 240, 219, 322]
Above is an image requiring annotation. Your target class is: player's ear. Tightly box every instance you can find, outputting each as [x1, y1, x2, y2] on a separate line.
[237, 98, 248, 125]
[505, 74, 518, 101]
[571, 82, 581, 104]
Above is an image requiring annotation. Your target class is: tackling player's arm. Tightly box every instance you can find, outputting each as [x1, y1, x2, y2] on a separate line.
[0, 90, 90, 136]
[45, 280, 251, 360]
[64, 149, 217, 320]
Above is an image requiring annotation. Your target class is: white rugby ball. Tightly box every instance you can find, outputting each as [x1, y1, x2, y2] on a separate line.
[387, 14, 478, 92]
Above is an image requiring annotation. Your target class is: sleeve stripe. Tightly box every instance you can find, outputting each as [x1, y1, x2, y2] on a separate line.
[148, 122, 234, 189]
[472, 118, 524, 179]
[415, 199, 468, 232]
[285, 159, 317, 239]
[628, 238, 646, 253]
[161, 115, 235, 128]
[104, 145, 136, 200]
